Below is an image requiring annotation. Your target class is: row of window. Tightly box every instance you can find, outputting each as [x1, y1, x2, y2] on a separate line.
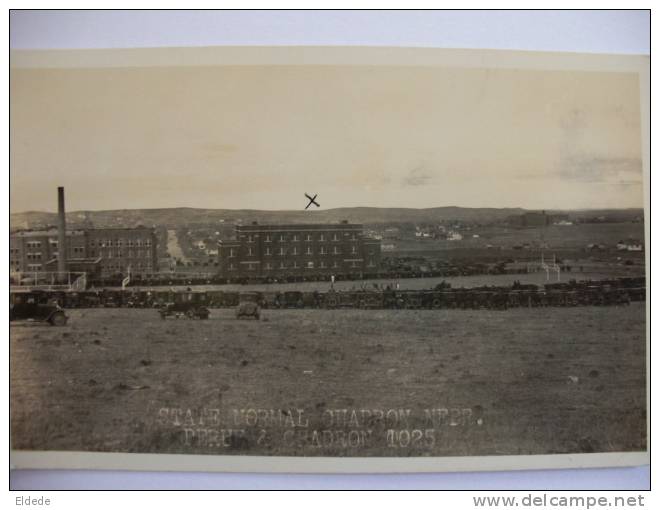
[102, 261, 153, 271]
[90, 249, 151, 259]
[244, 233, 359, 243]
[229, 246, 360, 257]
[91, 239, 152, 248]
[227, 259, 375, 271]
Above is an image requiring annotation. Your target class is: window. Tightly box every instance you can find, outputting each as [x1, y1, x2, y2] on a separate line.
[292, 247, 298, 255]
[306, 234, 313, 241]
[293, 261, 298, 269]
[248, 247, 253, 256]
[247, 235, 254, 243]
[351, 234, 357, 240]
[265, 247, 271, 255]
[319, 234, 325, 241]
[351, 245, 357, 254]
[265, 235, 272, 243]
[332, 234, 339, 241]
[307, 261, 314, 269]
[127, 240, 133, 247]
[367, 259, 375, 268]
[145, 240, 151, 247]
[351, 261, 358, 268]
[118, 240, 123, 247]
[293, 235, 299, 242]
[333, 247, 340, 255]
[320, 247, 326, 255]
[333, 261, 338, 268]
[279, 235, 286, 242]
[266, 262, 272, 270]
[320, 261, 326, 268]
[229, 263, 235, 270]
[279, 261, 285, 269]
[279, 247, 285, 256]
[306, 247, 313, 255]
[229, 248, 235, 257]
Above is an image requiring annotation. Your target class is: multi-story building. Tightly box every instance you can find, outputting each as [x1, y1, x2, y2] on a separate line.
[217, 221, 381, 279]
[83, 228, 157, 275]
[9, 227, 157, 277]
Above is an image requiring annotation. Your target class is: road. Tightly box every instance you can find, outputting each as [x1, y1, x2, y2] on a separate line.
[166, 229, 189, 264]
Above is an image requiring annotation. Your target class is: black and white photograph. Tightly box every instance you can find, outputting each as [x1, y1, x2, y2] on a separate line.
[9, 43, 649, 472]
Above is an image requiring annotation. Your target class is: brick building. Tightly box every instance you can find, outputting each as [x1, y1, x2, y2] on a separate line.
[217, 222, 381, 279]
[10, 227, 157, 277]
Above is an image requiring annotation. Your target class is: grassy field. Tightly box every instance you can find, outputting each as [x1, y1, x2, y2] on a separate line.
[10, 304, 646, 457]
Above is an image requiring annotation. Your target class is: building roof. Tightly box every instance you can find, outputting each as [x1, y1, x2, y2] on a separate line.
[11, 226, 154, 237]
[11, 229, 85, 237]
[236, 222, 363, 232]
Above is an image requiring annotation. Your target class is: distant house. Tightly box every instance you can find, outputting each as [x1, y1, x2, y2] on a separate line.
[447, 231, 462, 241]
[511, 211, 570, 227]
[617, 240, 644, 252]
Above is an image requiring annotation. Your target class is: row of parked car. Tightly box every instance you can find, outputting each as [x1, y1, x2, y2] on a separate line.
[9, 276, 646, 326]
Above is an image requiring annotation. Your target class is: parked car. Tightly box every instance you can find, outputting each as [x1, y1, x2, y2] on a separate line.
[159, 301, 210, 319]
[236, 292, 260, 320]
[158, 291, 210, 319]
[10, 291, 68, 326]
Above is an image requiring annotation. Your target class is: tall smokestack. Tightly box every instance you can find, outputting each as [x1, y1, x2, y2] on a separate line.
[57, 187, 66, 276]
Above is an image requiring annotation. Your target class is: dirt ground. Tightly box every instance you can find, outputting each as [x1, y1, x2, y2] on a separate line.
[10, 304, 647, 457]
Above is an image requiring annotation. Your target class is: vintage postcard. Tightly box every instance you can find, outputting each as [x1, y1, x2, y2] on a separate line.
[9, 46, 649, 472]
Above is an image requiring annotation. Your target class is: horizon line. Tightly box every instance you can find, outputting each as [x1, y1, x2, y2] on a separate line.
[10, 205, 646, 216]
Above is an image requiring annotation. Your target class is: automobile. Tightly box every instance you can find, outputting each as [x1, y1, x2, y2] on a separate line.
[260, 291, 282, 309]
[10, 291, 68, 326]
[158, 291, 210, 319]
[236, 292, 261, 320]
[282, 291, 304, 308]
[159, 301, 210, 319]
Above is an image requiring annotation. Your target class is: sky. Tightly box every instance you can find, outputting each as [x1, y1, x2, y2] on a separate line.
[10, 63, 644, 213]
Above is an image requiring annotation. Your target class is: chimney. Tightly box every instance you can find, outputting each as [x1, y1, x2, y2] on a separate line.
[57, 187, 66, 276]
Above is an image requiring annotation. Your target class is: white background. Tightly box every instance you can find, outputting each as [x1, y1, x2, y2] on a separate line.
[8, 8, 650, 490]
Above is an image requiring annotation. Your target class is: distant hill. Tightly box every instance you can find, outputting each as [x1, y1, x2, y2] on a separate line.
[9, 206, 644, 231]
